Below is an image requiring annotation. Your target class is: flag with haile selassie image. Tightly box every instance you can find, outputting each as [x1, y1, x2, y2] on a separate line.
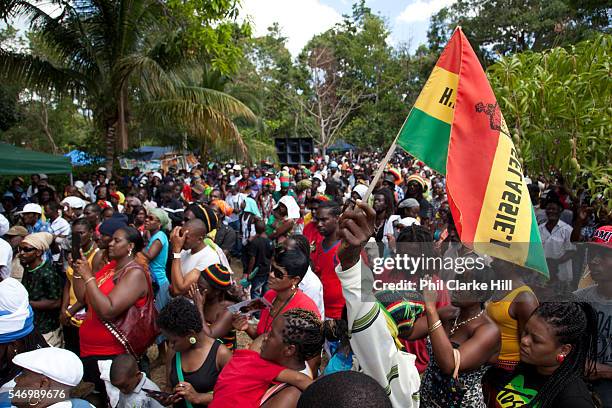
[397, 27, 549, 277]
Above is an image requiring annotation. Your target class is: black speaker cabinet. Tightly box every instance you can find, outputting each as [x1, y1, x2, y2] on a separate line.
[275, 137, 313, 165]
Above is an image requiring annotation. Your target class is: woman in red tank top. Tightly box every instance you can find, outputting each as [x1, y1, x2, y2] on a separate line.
[234, 249, 320, 342]
[74, 225, 150, 402]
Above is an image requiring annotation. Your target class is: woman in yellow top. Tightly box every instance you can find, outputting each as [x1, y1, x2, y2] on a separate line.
[60, 218, 99, 353]
[484, 259, 539, 404]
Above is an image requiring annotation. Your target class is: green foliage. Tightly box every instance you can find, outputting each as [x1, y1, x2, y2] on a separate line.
[488, 33, 612, 207]
[428, 0, 611, 64]
[0, 84, 20, 132]
[1, 94, 93, 153]
[0, 0, 255, 166]
[165, 0, 251, 74]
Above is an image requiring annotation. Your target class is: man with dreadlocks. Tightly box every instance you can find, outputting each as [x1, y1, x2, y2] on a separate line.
[495, 299, 598, 407]
[209, 308, 323, 408]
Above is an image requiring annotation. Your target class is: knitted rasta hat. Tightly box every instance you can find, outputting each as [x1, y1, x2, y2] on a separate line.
[187, 204, 218, 232]
[375, 290, 425, 340]
[201, 264, 232, 290]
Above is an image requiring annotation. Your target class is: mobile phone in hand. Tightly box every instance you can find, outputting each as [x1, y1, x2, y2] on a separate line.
[144, 389, 174, 399]
[71, 233, 81, 261]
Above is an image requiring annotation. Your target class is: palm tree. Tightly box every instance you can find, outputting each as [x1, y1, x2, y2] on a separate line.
[0, 0, 256, 172]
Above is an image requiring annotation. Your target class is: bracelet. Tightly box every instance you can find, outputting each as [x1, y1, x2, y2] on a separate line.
[65, 308, 74, 317]
[84, 277, 96, 286]
[428, 320, 443, 334]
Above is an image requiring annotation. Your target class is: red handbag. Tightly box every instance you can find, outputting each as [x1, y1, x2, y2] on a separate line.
[103, 259, 159, 358]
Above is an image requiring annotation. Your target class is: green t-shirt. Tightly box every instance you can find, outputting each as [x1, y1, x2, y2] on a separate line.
[496, 365, 594, 408]
[22, 261, 62, 334]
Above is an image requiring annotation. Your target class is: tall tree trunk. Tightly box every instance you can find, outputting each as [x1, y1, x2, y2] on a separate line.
[118, 84, 128, 151]
[38, 102, 58, 154]
[105, 124, 116, 178]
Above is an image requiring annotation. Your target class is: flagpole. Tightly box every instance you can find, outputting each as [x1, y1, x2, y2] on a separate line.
[363, 108, 413, 201]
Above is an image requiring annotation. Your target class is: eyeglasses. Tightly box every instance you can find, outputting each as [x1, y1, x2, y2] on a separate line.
[271, 265, 288, 280]
[18, 247, 36, 253]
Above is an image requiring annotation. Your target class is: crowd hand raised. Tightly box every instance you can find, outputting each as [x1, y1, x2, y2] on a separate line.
[188, 284, 206, 308]
[232, 313, 249, 331]
[338, 200, 376, 270]
[422, 275, 438, 306]
[170, 226, 186, 253]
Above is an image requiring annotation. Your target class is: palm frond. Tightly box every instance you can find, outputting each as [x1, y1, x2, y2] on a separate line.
[0, 50, 85, 96]
[242, 136, 278, 162]
[175, 86, 257, 123]
[116, 54, 180, 97]
[142, 99, 250, 160]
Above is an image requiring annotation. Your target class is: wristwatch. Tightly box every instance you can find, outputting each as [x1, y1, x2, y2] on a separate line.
[173, 252, 182, 259]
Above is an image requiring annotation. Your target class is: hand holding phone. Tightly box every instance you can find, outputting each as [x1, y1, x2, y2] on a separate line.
[71, 233, 81, 262]
[144, 388, 179, 405]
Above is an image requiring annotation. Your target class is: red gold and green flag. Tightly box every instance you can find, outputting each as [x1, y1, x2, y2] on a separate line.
[396, 28, 549, 277]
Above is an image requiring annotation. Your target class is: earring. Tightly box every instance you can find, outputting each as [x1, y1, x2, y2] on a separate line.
[129, 248, 133, 257]
[28, 396, 41, 406]
[189, 336, 197, 345]
[291, 284, 296, 290]
[556, 354, 566, 363]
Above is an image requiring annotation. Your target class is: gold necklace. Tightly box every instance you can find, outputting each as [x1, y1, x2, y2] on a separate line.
[450, 310, 485, 336]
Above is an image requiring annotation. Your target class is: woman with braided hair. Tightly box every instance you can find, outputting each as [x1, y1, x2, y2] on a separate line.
[209, 308, 323, 408]
[495, 300, 598, 408]
[156, 296, 232, 408]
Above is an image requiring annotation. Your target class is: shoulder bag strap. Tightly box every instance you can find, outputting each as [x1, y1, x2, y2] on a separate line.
[175, 352, 195, 408]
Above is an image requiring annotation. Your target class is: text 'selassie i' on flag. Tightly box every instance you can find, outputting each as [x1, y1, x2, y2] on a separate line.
[397, 27, 549, 277]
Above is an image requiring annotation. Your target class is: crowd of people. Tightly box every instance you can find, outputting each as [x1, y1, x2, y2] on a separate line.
[0, 150, 610, 408]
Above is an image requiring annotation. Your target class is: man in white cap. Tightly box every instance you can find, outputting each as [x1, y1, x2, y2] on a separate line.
[60, 196, 86, 222]
[230, 164, 242, 186]
[11, 348, 94, 407]
[17, 204, 52, 234]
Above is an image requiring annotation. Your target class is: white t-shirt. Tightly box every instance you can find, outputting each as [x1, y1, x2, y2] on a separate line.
[539, 220, 575, 282]
[180, 246, 220, 276]
[0, 239, 13, 279]
[299, 267, 325, 319]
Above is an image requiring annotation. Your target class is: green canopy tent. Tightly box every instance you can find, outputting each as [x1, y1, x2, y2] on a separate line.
[0, 142, 72, 177]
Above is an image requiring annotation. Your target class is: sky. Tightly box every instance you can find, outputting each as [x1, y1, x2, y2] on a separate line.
[3, 1, 456, 57]
[240, 0, 457, 56]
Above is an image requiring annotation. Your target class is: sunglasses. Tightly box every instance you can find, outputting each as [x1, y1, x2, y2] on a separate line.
[18, 246, 36, 253]
[271, 264, 288, 280]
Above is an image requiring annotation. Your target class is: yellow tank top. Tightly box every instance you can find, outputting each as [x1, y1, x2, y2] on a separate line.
[486, 285, 536, 363]
[66, 248, 99, 326]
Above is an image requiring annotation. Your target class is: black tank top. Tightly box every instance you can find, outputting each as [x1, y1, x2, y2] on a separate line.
[169, 340, 221, 408]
